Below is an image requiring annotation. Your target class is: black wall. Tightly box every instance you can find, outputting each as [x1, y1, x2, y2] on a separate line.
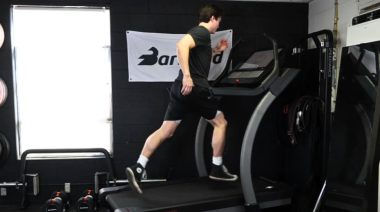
[0, 0, 308, 204]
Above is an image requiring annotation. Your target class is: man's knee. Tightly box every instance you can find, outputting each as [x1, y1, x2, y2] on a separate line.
[159, 121, 179, 139]
[211, 111, 228, 129]
[219, 116, 228, 129]
[160, 128, 175, 139]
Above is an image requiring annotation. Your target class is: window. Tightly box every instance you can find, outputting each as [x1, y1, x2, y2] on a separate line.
[11, 6, 112, 159]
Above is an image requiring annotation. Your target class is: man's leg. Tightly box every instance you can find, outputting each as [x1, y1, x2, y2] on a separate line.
[207, 111, 238, 181]
[141, 120, 181, 159]
[207, 111, 227, 157]
[126, 120, 180, 194]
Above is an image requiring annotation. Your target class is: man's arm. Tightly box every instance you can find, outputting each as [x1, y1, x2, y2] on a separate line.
[176, 34, 196, 96]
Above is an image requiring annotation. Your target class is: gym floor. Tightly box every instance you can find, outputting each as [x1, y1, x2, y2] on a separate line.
[0, 205, 349, 212]
[0, 205, 295, 212]
[0, 204, 110, 212]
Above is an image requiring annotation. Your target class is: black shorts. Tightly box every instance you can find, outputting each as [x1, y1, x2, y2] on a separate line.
[164, 80, 219, 121]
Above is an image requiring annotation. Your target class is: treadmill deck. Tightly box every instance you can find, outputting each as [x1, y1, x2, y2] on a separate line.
[106, 177, 292, 211]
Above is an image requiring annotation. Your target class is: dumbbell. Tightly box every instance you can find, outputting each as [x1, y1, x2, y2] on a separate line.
[45, 191, 69, 212]
[76, 189, 96, 212]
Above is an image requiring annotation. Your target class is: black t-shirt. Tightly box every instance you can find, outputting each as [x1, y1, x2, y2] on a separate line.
[176, 26, 211, 88]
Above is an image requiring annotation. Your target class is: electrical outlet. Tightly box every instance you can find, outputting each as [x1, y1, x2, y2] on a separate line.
[64, 183, 70, 193]
[0, 187, 7, 196]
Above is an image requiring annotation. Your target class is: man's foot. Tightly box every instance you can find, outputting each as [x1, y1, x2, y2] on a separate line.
[126, 163, 146, 194]
[209, 164, 238, 181]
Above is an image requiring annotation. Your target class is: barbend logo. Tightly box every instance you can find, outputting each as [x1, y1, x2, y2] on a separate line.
[138, 47, 224, 66]
[138, 47, 159, 65]
[138, 47, 177, 66]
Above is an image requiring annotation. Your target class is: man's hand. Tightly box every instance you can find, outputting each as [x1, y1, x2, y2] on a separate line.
[213, 38, 228, 53]
[181, 74, 194, 96]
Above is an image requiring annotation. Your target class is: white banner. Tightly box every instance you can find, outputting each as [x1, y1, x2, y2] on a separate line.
[127, 30, 233, 82]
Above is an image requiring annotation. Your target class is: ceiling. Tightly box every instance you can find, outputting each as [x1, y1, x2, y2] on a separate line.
[222, 0, 313, 3]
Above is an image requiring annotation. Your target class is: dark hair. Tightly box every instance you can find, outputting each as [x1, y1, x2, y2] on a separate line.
[198, 4, 223, 23]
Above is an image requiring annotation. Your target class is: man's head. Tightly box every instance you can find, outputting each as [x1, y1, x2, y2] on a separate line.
[198, 4, 223, 33]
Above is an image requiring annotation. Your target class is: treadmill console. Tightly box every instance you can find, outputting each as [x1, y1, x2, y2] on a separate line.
[217, 47, 281, 88]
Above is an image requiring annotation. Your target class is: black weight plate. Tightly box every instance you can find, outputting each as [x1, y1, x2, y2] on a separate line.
[0, 132, 10, 168]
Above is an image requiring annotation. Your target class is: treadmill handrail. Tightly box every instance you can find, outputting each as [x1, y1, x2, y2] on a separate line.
[263, 33, 279, 78]
[212, 86, 265, 96]
[229, 67, 265, 73]
[195, 118, 208, 177]
[240, 68, 300, 207]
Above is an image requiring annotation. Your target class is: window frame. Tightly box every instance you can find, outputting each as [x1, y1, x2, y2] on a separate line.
[10, 5, 113, 160]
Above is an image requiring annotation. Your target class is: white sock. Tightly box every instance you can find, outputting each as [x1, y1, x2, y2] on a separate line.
[137, 155, 149, 168]
[212, 156, 223, 166]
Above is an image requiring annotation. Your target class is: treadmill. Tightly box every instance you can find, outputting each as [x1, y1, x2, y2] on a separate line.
[102, 35, 300, 212]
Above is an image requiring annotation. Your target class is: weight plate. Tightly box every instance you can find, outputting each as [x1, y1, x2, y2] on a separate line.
[0, 132, 10, 168]
[0, 78, 7, 107]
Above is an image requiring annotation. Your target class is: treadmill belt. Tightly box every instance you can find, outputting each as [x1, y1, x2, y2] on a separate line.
[106, 177, 293, 212]
[107, 178, 242, 211]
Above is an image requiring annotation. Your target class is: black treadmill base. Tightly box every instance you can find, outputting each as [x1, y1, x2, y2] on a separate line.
[106, 177, 292, 212]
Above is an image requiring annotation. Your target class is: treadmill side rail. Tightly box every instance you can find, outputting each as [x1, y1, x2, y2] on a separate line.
[240, 68, 301, 207]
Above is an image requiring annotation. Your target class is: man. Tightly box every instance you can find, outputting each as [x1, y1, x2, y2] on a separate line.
[126, 4, 238, 194]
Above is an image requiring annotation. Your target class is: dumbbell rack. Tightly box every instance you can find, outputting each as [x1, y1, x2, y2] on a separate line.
[18, 148, 116, 209]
